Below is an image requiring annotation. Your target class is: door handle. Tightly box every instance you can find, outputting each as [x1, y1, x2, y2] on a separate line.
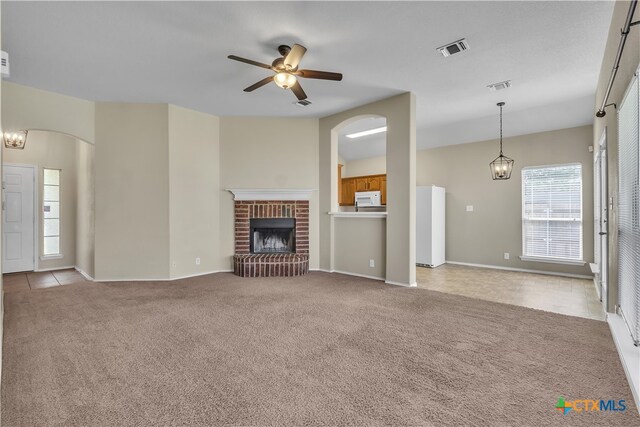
[599, 232, 607, 235]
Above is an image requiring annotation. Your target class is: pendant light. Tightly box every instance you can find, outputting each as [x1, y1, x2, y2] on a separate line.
[3, 130, 28, 150]
[490, 102, 514, 180]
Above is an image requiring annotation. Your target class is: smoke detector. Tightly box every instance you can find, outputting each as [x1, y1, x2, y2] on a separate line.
[294, 99, 312, 107]
[1, 51, 9, 78]
[437, 39, 469, 57]
[487, 80, 512, 92]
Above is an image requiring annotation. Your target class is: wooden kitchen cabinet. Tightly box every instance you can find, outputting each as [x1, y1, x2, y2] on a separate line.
[341, 178, 356, 206]
[381, 176, 387, 205]
[339, 173, 386, 206]
[367, 176, 382, 191]
[355, 178, 368, 192]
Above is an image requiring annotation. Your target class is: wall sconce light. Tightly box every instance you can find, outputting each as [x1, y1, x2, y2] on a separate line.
[3, 130, 28, 149]
[489, 102, 514, 180]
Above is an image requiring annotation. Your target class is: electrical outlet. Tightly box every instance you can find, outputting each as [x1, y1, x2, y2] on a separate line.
[466, 205, 474, 212]
[369, 259, 375, 268]
[504, 252, 510, 260]
[195, 257, 201, 265]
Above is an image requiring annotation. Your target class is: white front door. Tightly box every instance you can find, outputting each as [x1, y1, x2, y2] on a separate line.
[2, 164, 35, 273]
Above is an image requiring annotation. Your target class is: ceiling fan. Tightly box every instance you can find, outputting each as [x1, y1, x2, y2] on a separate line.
[227, 44, 343, 101]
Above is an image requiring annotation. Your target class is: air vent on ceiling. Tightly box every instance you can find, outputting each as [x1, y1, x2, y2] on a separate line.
[294, 99, 312, 107]
[437, 39, 469, 57]
[487, 80, 511, 92]
[1, 51, 9, 78]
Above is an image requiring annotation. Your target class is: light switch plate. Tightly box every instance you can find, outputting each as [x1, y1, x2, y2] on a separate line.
[466, 205, 474, 212]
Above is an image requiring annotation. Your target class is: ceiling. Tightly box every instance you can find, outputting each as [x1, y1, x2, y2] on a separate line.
[2, 2, 614, 157]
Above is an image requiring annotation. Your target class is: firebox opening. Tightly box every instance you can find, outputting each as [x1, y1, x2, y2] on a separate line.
[250, 218, 295, 254]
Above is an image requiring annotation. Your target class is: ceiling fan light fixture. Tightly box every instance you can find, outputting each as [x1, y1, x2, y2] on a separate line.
[274, 72, 297, 89]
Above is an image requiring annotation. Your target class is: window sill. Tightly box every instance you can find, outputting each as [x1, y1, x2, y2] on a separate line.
[40, 254, 63, 261]
[519, 256, 585, 266]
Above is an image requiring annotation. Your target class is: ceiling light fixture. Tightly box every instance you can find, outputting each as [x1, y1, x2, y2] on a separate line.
[3, 130, 27, 150]
[346, 126, 387, 139]
[273, 72, 297, 89]
[489, 102, 514, 180]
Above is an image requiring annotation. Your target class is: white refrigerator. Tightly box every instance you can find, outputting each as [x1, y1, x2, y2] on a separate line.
[416, 186, 445, 267]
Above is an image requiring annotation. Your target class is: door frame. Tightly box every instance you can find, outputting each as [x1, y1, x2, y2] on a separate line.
[594, 130, 608, 308]
[2, 163, 39, 273]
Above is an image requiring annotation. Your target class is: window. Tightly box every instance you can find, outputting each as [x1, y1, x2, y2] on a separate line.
[43, 168, 60, 256]
[521, 164, 582, 262]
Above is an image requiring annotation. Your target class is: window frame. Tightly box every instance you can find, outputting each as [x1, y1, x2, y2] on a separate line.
[42, 168, 62, 259]
[520, 162, 585, 265]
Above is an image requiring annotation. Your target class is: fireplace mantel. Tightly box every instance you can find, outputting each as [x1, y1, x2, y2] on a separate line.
[227, 188, 313, 201]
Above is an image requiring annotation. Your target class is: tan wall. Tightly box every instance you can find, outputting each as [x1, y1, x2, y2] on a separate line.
[94, 103, 170, 280]
[3, 131, 79, 270]
[320, 93, 416, 286]
[218, 117, 319, 270]
[594, 1, 640, 311]
[168, 105, 220, 278]
[334, 217, 386, 279]
[343, 155, 386, 178]
[76, 141, 95, 278]
[417, 125, 594, 276]
[2, 82, 95, 144]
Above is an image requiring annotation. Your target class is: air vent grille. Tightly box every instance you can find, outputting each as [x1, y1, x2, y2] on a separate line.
[437, 39, 469, 57]
[294, 99, 312, 107]
[487, 80, 512, 92]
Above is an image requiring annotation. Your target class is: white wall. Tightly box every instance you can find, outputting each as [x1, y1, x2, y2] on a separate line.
[3, 131, 79, 270]
[2, 82, 95, 144]
[334, 217, 386, 279]
[343, 156, 386, 178]
[76, 140, 95, 278]
[218, 117, 320, 270]
[168, 105, 220, 278]
[94, 103, 170, 280]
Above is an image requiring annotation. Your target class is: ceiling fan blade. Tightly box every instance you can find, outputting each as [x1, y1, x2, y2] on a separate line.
[244, 76, 274, 92]
[290, 81, 307, 101]
[284, 44, 307, 69]
[298, 69, 343, 81]
[228, 55, 272, 70]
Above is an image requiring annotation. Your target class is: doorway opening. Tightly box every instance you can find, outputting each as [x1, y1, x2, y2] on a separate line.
[336, 116, 387, 212]
[2, 130, 95, 289]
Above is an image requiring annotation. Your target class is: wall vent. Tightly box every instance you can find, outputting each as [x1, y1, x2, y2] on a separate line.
[436, 39, 469, 57]
[294, 99, 312, 107]
[487, 80, 512, 92]
[1, 51, 9, 78]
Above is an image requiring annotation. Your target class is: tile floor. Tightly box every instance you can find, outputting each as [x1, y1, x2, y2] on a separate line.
[3, 269, 89, 292]
[417, 264, 605, 321]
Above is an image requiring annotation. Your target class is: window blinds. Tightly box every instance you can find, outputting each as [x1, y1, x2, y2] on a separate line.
[617, 71, 640, 344]
[522, 164, 583, 261]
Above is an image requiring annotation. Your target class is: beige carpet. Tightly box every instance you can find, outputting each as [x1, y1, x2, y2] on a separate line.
[2, 272, 638, 426]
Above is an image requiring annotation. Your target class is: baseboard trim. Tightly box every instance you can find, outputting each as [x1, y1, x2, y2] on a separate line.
[332, 270, 384, 282]
[75, 266, 94, 281]
[385, 280, 417, 288]
[94, 270, 233, 282]
[608, 313, 640, 413]
[445, 261, 593, 279]
[34, 265, 75, 273]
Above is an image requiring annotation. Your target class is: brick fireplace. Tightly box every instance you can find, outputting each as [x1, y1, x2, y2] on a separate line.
[230, 190, 311, 277]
